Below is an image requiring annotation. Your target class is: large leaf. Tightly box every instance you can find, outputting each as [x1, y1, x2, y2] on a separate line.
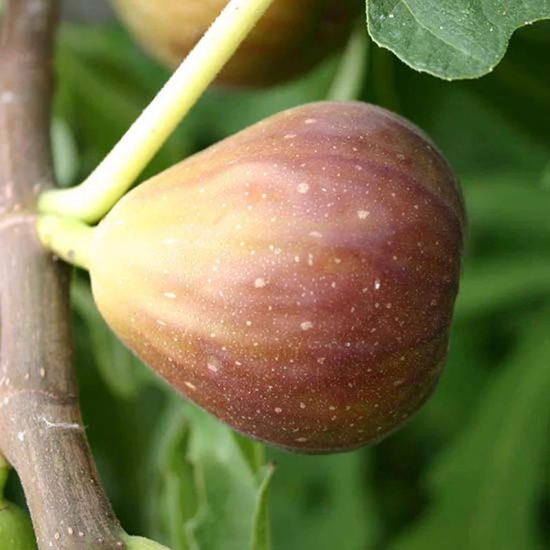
[388, 311, 550, 550]
[149, 399, 273, 550]
[185, 405, 274, 550]
[146, 404, 197, 550]
[367, 0, 550, 79]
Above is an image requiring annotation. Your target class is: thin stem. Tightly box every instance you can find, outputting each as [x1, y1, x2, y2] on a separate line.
[37, 0, 275, 224]
[36, 215, 94, 270]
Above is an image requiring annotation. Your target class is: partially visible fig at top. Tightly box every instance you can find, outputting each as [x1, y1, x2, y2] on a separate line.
[112, 0, 362, 88]
[89, 101, 466, 453]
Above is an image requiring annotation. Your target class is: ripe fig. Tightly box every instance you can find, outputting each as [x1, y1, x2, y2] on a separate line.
[89, 101, 465, 453]
[111, 0, 361, 87]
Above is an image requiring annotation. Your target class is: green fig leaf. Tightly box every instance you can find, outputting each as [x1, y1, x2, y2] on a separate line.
[147, 404, 197, 550]
[149, 399, 273, 550]
[249, 464, 274, 550]
[388, 311, 550, 550]
[185, 404, 273, 550]
[366, 0, 550, 79]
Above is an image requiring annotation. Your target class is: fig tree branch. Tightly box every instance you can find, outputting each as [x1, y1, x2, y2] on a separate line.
[0, 1, 125, 548]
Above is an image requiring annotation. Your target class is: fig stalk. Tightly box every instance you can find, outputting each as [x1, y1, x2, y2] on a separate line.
[37, 0, 276, 224]
[36, 215, 94, 270]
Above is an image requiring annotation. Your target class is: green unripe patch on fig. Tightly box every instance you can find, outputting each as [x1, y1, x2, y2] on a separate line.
[90, 101, 465, 454]
[112, 0, 362, 88]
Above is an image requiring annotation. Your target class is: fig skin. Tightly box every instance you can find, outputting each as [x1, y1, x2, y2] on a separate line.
[112, 0, 361, 88]
[89, 101, 466, 454]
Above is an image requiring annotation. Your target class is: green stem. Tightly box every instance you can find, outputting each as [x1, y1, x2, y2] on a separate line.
[36, 215, 94, 270]
[0, 453, 9, 501]
[37, 0, 275, 224]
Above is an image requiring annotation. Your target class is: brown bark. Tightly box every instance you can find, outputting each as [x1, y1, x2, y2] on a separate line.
[0, 1, 125, 548]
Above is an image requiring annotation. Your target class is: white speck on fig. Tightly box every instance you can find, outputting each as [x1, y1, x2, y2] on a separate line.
[207, 359, 220, 373]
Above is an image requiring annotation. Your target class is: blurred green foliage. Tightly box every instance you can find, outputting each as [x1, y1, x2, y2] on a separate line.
[25, 14, 550, 550]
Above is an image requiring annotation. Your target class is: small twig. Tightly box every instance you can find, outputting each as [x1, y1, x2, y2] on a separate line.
[0, 1, 125, 548]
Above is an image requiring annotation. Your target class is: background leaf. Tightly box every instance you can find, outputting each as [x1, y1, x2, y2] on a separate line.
[148, 399, 274, 550]
[367, 0, 550, 79]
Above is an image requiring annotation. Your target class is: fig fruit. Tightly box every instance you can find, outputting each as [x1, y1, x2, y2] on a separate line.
[89, 101, 465, 453]
[111, 0, 361, 87]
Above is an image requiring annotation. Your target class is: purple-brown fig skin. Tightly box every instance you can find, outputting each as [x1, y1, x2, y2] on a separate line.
[90, 101, 466, 454]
